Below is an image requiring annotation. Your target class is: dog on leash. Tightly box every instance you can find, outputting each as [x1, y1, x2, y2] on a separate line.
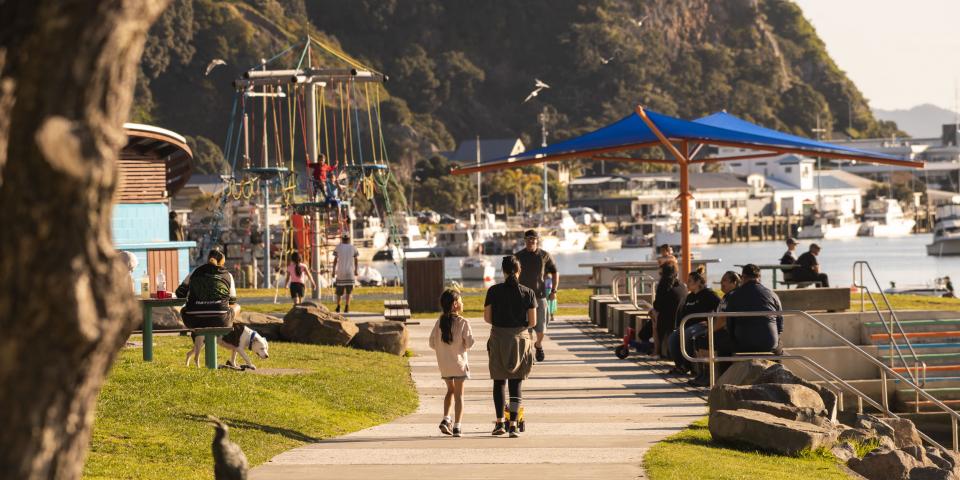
[185, 324, 270, 369]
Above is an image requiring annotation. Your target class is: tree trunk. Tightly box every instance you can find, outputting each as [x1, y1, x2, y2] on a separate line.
[0, 1, 169, 478]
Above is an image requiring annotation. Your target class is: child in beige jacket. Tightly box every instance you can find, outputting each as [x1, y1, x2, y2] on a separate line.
[429, 289, 475, 437]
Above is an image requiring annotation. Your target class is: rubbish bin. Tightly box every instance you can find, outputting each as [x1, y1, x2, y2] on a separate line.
[404, 257, 445, 313]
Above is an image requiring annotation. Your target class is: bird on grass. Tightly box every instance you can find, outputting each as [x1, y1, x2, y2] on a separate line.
[209, 415, 248, 480]
[523, 79, 551, 103]
[205, 58, 227, 76]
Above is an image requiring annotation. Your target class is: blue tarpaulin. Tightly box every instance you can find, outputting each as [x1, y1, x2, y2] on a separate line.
[453, 108, 915, 174]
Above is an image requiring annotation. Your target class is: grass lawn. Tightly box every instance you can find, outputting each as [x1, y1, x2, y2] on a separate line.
[644, 419, 848, 480]
[852, 292, 960, 312]
[84, 335, 418, 480]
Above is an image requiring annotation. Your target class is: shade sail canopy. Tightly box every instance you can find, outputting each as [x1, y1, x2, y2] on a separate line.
[452, 108, 920, 175]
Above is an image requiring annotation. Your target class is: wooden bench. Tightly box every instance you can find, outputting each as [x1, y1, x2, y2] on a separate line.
[384, 299, 412, 323]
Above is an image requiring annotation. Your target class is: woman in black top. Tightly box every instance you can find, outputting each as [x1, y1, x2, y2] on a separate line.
[484, 256, 537, 438]
[668, 268, 721, 374]
[651, 263, 687, 358]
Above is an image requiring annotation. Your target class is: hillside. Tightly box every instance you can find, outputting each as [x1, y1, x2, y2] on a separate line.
[135, 0, 903, 213]
[874, 104, 956, 139]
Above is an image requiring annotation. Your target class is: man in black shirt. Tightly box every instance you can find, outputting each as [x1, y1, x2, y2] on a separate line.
[724, 264, 783, 354]
[795, 243, 829, 287]
[515, 230, 558, 362]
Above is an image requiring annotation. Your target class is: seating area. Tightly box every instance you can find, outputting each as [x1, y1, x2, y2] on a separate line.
[383, 299, 412, 323]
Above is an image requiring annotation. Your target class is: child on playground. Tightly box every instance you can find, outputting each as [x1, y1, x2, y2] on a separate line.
[428, 289, 475, 437]
[284, 252, 316, 305]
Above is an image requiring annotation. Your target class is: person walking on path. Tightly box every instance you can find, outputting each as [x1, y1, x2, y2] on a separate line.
[429, 289, 475, 438]
[485, 256, 537, 438]
[795, 243, 829, 287]
[284, 251, 316, 305]
[333, 234, 359, 313]
[514, 229, 558, 362]
[650, 263, 687, 358]
[668, 267, 721, 375]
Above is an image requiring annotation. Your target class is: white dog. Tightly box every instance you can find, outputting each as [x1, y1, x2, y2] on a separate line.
[185, 324, 270, 369]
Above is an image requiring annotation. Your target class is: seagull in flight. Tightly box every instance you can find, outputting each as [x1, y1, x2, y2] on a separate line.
[204, 58, 227, 76]
[524, 79, 551, 103]
[633, 15, 648, 27]
[600, 54, 615, 65]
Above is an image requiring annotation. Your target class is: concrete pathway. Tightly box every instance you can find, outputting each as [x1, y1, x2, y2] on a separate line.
[251, 317, 706, 479]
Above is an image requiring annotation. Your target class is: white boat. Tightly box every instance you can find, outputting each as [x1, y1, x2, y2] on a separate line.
[585, 223, 621, 250]
[797, 212, 860, 240]
[884, 277, 953, 297]
[357, 265, 383, 286]
[435, 213, 508, 257]
[653, 218, 713, 247]
[858, 199, 915, 237]
[927, 204, 960, 256]
[460, 257, 495, 282]
[539, 210, 589, 252]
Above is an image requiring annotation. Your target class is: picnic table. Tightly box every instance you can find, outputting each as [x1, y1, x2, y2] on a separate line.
[139, 297, 186, 362]
[580, 259, 721, 294]
[734, 264, 798, 289]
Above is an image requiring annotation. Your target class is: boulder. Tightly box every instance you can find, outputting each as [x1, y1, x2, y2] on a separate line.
[715, 398, 828, 427]
[854, 414, 898, 441]
[880, 417, 924, 449]
[351, 321, 409, 356]
[902, 445, 931, 465]
[715, 359, 777, 387]
[280, 304, 358, 346]
[848, 447, 923, 480]
[831, 442, 857, 463]
[927, 448, 960, 474]
[141, 306, 185, 330]
[755, 363, 838, 421]
[709, 409, 837, 455]
[908, 467, 957, 480]
[709, 383, 826, 416]
[238, 311, 284, 340]
[838, 427, 897, 451]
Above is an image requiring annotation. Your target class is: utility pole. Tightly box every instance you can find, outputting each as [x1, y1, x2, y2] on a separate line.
[539, 108, 549, 213]
[812, 114, 827, 212]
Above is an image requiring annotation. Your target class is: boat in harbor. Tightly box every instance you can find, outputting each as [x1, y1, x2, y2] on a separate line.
[585, 223, 622, 250]
[927, 204, 960, 256]
[797, 211, 860, 240]
[435, 212, 508, 257]
[538, 210, 589, 252]
[460, 257, 495, 282]
[858, 198, 915, 237]
[653, 216, 713, 247]
[883, 277, 953, 297]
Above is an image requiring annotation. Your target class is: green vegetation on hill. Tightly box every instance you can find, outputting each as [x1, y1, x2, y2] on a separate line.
[84, 335, 417, 480]
[137, 0, 905, 214]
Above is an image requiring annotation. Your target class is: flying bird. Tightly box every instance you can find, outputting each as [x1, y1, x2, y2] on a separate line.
[600, 54, 615, 65]
[524, 88, 543, 103]
[204, 58, 227, 76]
[633, 15, 649, 27]
[209, 416, 248, 480]
[534, 78, 551, 89]
[524, 78, 551, 103]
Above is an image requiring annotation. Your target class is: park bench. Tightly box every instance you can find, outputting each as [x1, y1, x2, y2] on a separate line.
[384, 299, 412, 323]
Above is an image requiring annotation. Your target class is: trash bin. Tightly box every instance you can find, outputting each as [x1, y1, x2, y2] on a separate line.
[404, 257, 445, 313]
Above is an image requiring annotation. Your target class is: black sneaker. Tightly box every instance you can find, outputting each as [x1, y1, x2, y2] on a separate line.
[344, 306, 350, 313]
[535, 346, 545, 362]
[492, 422, 506, 436]
[452, 427, 461, 437]
[508, 424, 520, 438]
[335, 305, 340, 313]
[439, 419, 452, 435]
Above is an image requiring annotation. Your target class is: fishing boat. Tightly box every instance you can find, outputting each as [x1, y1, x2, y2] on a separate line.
[927, 204, 960, 256]
[653, 216, 713, 247]
[858, 199, 915, 237]
[797, 211, 860, 240]
[460, 257, 495, 282]
[585, 223, 622, 250]
[538, 210, 589, 252]
[436, 213, 508, 257]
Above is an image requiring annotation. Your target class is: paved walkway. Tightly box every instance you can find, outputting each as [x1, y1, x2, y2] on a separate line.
[251, 316, 706, 479]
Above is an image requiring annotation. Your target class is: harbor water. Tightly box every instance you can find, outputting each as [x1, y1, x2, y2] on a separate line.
[370, 234, 960, 290]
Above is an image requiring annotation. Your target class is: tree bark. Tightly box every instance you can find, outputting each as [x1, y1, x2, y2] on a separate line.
[0, 1, 169, 478]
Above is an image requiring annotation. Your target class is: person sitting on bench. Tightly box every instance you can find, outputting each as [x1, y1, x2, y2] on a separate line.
[176, 249, 239, 329]
[779, 237, 798, 281]
[723, 264, 783, 355]
[794, 243, 829, 287]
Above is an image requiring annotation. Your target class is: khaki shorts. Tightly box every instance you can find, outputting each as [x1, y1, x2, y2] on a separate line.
[532, 298, 549, 334]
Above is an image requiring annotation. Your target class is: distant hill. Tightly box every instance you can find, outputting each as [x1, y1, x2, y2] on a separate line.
[873, 104, 957, 138]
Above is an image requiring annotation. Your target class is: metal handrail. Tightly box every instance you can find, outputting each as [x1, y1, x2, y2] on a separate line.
[852, 260, 928, 410]
[678, 310, 959, 453]
[610, 273, 656, 310]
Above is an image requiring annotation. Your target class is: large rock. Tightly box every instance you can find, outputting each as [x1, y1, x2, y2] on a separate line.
[139, 306, 185, 330]
[831, 442, 857, 463]
[238, 311, 284, 340]
[754, 363, 838, 422]
[908, 467, 957, 480]
[715, 359, 777, 387]
[848, 447, 923, 480]
[281, 304, 358, 346]
[838, 427, 897, 451]
[709, 409, 837, 455]
[927, 448, 960, 475]
[879, 417, 924, 449]
[709, 383, 826, 416]
[351, 321, 409, 356]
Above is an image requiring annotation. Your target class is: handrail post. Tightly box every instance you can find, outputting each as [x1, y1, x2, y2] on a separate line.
[880, 368, 889, 414]
[953, 416, 958, 452]
[708, 318, 716, 388]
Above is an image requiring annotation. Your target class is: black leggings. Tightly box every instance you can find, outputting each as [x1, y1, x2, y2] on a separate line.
[493, 379, 522, 420]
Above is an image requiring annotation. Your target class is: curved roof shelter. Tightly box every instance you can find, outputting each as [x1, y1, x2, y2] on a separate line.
[121, 123, 193, 201]
[452, 106, 923, 276]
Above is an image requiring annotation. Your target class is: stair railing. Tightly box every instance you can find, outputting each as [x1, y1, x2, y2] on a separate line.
[610, 273, 656, 310]
[853, 260, 928, 412]
[679, 310, 959, 453]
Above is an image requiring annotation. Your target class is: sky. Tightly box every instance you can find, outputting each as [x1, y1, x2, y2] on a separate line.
[792, 0, 960, 111]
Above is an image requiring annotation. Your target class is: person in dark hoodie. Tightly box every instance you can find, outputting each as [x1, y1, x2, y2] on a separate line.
[176, 249, 239, 329]
[650, 262, 687, 358]
[667, 267, 722, 375]
[723, 264, 783, 354]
